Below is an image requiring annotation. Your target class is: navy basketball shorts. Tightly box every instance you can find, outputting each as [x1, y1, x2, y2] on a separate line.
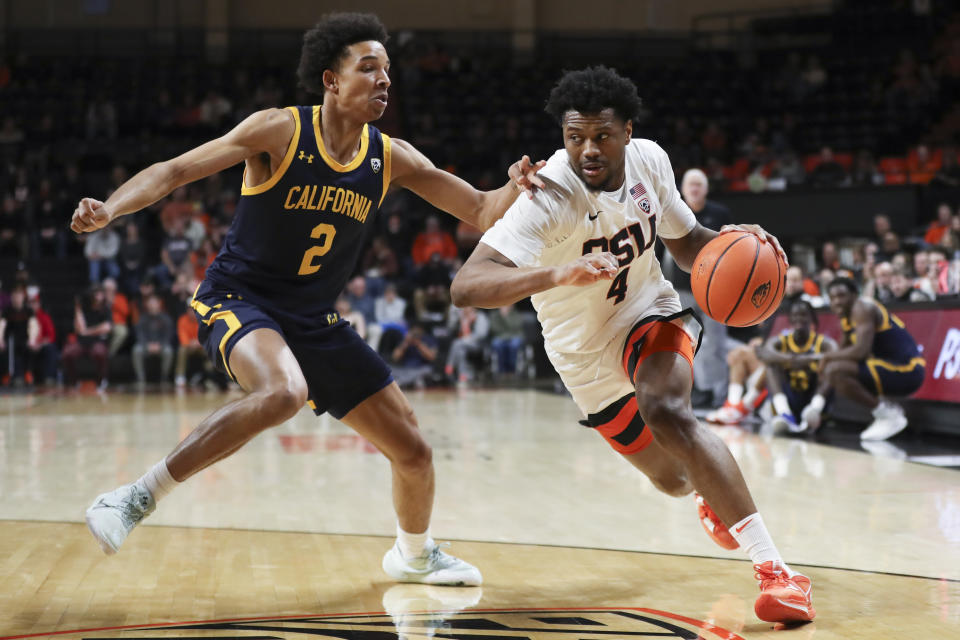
[857, 356, 926, 397]
[190, 280, 394, 419]
[783, 385, 815, 417]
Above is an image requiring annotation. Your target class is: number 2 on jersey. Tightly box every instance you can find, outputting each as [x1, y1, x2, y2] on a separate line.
[298, 223, 336, 275]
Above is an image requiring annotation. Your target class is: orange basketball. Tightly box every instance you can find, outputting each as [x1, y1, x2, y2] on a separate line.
[690, 231, 785, 327]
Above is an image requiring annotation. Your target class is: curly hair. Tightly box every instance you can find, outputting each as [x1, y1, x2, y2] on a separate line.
[544, 66, 643, 125]
[297, 12, 389, 96]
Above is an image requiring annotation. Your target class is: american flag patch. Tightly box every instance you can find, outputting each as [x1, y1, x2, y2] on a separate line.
[629, 182, 647, 200]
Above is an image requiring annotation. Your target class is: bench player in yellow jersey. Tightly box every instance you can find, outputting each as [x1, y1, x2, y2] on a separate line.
[71, 12, 544, 586]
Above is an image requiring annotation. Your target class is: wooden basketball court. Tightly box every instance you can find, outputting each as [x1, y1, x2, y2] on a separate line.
[1, 389, 958, 638]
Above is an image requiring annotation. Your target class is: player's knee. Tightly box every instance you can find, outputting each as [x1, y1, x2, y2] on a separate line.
[636, 393, 696, 443]
[262, 380, 309, 421]
[726, 347, 744, 367]
[394, 433, 433, 473]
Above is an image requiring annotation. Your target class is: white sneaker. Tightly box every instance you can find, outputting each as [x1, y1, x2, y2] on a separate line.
[861, 403, 908, 441]
[383, 542, 482, 586]
[771, 413, 805, 434]
[800, 403, 822, 432]
[85, 483, 155, 555]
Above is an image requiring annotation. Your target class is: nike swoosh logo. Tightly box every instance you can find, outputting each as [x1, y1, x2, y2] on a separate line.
[735, 518, 753, 534]
[588, 211, 600, 220]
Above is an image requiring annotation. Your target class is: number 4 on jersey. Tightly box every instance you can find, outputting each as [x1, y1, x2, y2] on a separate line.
[607, 267, 630, 304]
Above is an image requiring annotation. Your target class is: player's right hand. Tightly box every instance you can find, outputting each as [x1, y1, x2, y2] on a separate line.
[552, 252, 619, 287]
[70, 198, 112, 234]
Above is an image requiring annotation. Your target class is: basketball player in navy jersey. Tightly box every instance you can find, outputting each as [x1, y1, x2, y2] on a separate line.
[800, 277, 925, 441]
[72, 13, 544, 586]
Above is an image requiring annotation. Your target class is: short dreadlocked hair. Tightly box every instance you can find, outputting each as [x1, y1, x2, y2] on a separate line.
[297, 12, 388, 96]
[544, 66, 643, 126]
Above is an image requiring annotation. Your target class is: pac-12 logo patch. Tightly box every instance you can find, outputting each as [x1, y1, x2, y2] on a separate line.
[639, 198, 651, 213]
[371, 157, 382, 173]
[69, 607, 744, 640]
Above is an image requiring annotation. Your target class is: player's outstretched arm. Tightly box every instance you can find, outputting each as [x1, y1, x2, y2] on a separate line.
[390, 139, 545, 232]
[756, 336, 796, 368]
[451, 242, 618, 309]
[663, 222, 788, 273]
[70, 108, 295, 234]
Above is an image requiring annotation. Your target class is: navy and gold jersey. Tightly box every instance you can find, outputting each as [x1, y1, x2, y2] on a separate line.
[841, 299, 921, 364]
[205, 105, 391, 315]
[774, 330, 826, 394]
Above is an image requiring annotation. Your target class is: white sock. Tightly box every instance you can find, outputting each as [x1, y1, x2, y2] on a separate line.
[743, 387, 759, 409]
[136, 459, 179, 502]
[808, 394, 825, 412]
[730, 513, 792, 575]
[773, 393, 792, 416]
[397, 524, 433, 560]
[727, 383, 744, 405]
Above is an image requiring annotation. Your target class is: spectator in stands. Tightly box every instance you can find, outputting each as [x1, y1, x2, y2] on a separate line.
[808, 147, 847, 188]
[0, 193, 27, 259]
[445, 306, 489, 385]
[890, 265, 933, 303]
[908, 144, 939, 184]
[102, 277, 130, 356]
[375, 283, 407, 359]
[414, 252, 453, 322]
[27, 290, 58, 387]
[184, 202, 209, 250]
[821, 241, 841, 271]
[931, 147, 960, 187]
[390, 323, 437, 389]
[383, 212, 414, 275]
[132, 293, 174, 387]
[85, 98, 118, 139]
[362, 235, 399, 282]
[335, 295, 367, 341]
[118, 222, 145, 295]
[0, 116, 24, 147]
[455, 220, 484, 260]
[411, 216, 458, 267]
[0, 285, 38, 386]
[159, 186, 194, 233]
[925, 203, 954, 246]
[775, 151, 806, 188]
[817, 268, 836, 298]
[344, 276, 376, 325]
[877, 231, 902, 263]
[849, 150, 884, 187]
[156, 218, 193, 288]
[666, 168, 733, 407]
[700, 121, 728, 159]
[62, 286, 111, 390]
[873, 213, 893, 244]
[31, 178, 67, 259]
[864, 261, 894, 302]
[85, 225, 121, 285]
[375, 282, 407, 328]
[175, 299, 218, 389]
[489, 304, 525, 376]
[927, 248, 952, 295]
[190, 237, 217, 282]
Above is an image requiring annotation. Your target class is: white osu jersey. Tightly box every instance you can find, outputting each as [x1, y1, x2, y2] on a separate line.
[481, 138, 697, 354]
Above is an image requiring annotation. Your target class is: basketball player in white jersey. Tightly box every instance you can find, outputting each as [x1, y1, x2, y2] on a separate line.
[451, 67, 815, 624]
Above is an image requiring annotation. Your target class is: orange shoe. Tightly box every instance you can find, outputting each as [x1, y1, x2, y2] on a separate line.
[705, 400, 749, 425]
[695, 493, 738, 550]
[753, 561, 816, 623]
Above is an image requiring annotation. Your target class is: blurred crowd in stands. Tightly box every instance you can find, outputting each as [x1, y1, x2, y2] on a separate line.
[1, 1, 960, 391]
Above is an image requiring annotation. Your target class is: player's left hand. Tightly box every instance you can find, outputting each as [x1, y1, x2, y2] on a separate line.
[509, 155, 547, 199]
[719, 224, 788, 266]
